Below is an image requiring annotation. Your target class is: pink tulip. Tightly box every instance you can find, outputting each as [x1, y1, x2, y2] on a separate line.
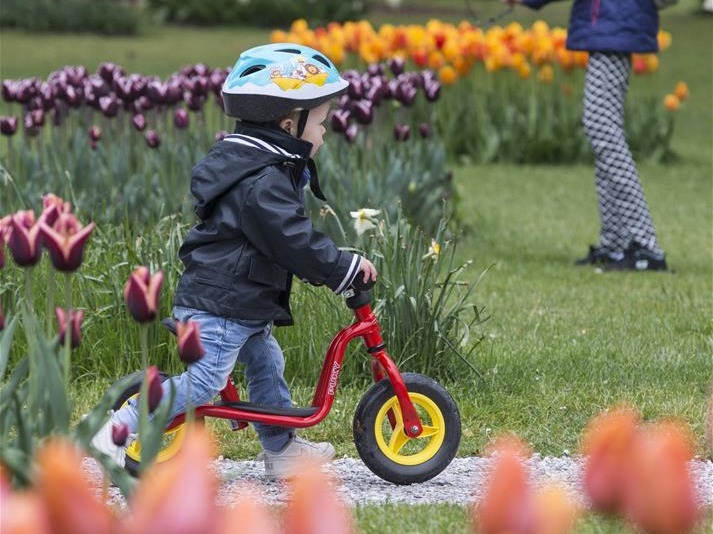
[39, 213, 95, 272]
[8, 210, 43, 267]
[55, 307, 84, 348]
[144, 365, 163, 413]
[42, 193, 72, 217]
[123, 266, 163, 323]
[176, 320, 205, 364]
[112, 423, 130, 446]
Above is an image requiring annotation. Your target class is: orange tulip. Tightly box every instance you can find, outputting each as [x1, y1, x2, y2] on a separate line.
[581, 406, 640, 514]
[438, 64, 458, 86]
[218, 486, 280, 534]
[35, 438, 116, 534]
[283, 462, 356, 534]
[531, 485, 579, 534]
[120, 426, 219, 534]
[664, 94, 680, 112]
[1, 491, 52, 534]
[674, 81, 689, 101]
[623, 421, 701, 534]
[474, 436, 534, 534]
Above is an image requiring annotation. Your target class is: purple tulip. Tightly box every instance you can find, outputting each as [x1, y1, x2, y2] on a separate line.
[15, 80, 36, 104]
[145, 366, 163, 413]
[40, 212, 95, 272]
[23, 115, 40, 137]
[0, 116, 18, 136]
[176, 320, 205, 364]
[145, 129, 160, 148]
[2, 80, 17, 102]
[88, 125, 101, 142]
[99, 95, 119, 118]
[8, 211, 43, 267]
[124, 266, 163, 323]
[132, 113, 147, 131]
[39, 83, 55, 110]
[55, 307, 84, 348]
[352, 100, 374, 125]
[112, 423, 130, 446]
[183, 91, 205, 112]
[147, 81, 167, 104]
[397, 83, 418, 107]
[215, 130, 228, 142]
[418, 122, 432, 139]
[367, 63, 384, 77]
[344, 124, 359, 143]
[87, 75, 110, 98]
[347, 79, 363, 100]
[64, 85, 83, 108]
[330, 109, 351, 133]
[173, 108, 189, 129]
[98, 62, 123, 83]
[30, 109, 45, 127]
[424, 82, 442, 103]
[209, 70, 226, 94]
[389, 57, 406, 76]
[394, 124, 411, 141]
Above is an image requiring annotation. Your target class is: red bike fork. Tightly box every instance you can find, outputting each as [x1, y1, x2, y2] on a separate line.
[355, 306, 423, 438]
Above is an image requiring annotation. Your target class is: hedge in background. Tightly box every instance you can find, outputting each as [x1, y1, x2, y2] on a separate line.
[0, 0, 140, 35]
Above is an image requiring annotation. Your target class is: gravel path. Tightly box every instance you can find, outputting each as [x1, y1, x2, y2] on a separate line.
[83, 455, 713, 509]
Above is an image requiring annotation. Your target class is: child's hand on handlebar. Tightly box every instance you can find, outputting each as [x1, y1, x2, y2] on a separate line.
[358, 257, 378, 283]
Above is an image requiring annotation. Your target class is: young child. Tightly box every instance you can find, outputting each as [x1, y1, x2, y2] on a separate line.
[93, 43, 378, 478]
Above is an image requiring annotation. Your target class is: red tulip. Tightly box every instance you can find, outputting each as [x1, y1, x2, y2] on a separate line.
[581, 406, 639, 515]
[39, 213, 95, 272]
[8, 210, 43, 267]
[123, 266, 163, 323]
[55, 307, 84, 348]
[176, 320, 205, 364]
[145, 365, 163, 413]
[623, 422, 701, 534]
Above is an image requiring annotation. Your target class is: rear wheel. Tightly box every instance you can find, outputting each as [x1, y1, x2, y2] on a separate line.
[111, 371, 187, 476]
[353, 372, 461, 485]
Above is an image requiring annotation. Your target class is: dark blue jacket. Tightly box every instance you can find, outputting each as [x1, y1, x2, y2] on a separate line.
[521, 0, 660, 53]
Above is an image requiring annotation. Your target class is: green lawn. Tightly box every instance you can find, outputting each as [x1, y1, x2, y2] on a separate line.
[2, 3, 712, 533]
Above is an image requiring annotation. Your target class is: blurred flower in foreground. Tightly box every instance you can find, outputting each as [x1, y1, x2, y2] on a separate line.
[55, 307, 84, 348]
[581, 406, 639, 515]
[350, 208, 380, 236]
[123, 266, 163, 323]
[120, 426, 217, 534]
[623, 421, 701, 534]
[283, 462, 356, 534]
[218, 487, 279, 534]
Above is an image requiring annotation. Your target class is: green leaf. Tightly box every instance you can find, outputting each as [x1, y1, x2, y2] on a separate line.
[0, 315, 19, 380]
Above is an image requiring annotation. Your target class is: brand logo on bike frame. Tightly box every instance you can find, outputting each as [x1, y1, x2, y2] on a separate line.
[327, 361, 341, 396]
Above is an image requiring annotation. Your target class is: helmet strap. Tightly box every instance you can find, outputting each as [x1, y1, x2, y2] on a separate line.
[296, 109, 310, 138]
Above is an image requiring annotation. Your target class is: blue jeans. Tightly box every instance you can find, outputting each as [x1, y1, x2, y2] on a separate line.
[111, 306, 293, 452]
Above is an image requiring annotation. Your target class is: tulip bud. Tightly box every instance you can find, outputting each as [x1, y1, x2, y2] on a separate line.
[174, 108, 190, 129]
[88, 125, 101, 143]
[98, 95, 119, 118]
[0, 116, 17, 136]
[352, 100, 373, 125]
[123, 266, 163, 323]
[55, 307, 84, 348]
[112, 423, 130, 446]
[132, 113, 147, 131]
[145, 366, 163, 413]
[30, 109, 45, 127]
[393, 124, 411, 141]
[389, 57, 405, 76]
[344, 124, 358, 143]
[330, 109, 351, 133]
[145, 129, 161, 148]
[418, 122, 432, 139]
[176, 320, 205, 364]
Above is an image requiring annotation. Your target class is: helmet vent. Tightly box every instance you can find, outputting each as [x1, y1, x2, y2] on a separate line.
[313, 54, 331, 68]
[276, 48, 302, 55]
[240, 65, 265, 77]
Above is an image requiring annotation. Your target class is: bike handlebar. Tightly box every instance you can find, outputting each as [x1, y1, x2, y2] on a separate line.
[350, 276, 376, 292]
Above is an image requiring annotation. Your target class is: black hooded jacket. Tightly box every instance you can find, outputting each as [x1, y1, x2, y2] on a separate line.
[173, 122, 362, 326]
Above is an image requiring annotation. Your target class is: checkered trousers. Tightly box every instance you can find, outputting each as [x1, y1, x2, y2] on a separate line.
[582, 52, 662, 255]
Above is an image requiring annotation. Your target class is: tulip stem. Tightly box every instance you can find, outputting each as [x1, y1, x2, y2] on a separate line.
[63, 272, 72, 391]
[46, 269, 55, 336]
[186, 367, 194, 426]
[24, 268, 33, 311]
[138, 324, 150, 472]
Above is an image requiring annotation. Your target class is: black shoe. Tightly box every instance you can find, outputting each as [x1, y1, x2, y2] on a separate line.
[575, 245, 609, 265]
[603, 243, 668, 272]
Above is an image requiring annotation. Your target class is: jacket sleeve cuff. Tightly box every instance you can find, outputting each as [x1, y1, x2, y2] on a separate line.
[331, 253, 362, 294]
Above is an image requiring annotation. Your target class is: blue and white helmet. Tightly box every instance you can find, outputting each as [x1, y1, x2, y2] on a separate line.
[222, 43, 349, 122]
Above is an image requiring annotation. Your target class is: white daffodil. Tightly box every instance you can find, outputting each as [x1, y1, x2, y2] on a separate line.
[349, 208, 380, 236]
[422, 239, 442, 260]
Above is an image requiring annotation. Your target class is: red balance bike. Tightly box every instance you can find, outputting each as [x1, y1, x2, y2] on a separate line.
[112, 279, 461, 485]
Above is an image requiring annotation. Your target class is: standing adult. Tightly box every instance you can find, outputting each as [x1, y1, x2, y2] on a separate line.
[511, 0, 668, 271]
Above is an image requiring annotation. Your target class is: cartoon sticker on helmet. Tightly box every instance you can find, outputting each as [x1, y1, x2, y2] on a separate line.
[269, 56, 328, 91]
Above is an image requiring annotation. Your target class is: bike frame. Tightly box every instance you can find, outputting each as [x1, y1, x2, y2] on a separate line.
[163, 299, 424, 438]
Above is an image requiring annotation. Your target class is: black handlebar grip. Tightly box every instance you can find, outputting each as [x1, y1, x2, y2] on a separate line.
[351, 276, 376, 292]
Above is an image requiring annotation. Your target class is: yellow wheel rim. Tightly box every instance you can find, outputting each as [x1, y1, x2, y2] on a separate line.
[374, 392, 446, 466]
[121, 396, 186, 465]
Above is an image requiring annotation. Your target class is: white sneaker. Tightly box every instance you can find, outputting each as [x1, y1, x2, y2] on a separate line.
[90, 412, 133, 468]
[263, 436, 335, 479]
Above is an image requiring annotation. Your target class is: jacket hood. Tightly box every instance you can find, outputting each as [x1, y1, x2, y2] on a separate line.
[191, 122, 313, 220]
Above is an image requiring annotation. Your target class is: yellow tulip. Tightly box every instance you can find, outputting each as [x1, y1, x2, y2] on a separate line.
[657, 30, 672, 51]
[438, 64, 458, 85]
[517, 62, 532, 79]
[664, 94, 680, 112]
[537, 64, 554, 83]
[645, 54, 659, 73]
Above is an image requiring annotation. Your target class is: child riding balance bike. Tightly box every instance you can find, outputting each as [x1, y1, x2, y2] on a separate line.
[92, 43, 461, 484]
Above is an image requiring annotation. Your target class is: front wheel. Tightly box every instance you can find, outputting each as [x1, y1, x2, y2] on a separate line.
[353, 372, 461, 485]
[111, 371, 187, 477]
